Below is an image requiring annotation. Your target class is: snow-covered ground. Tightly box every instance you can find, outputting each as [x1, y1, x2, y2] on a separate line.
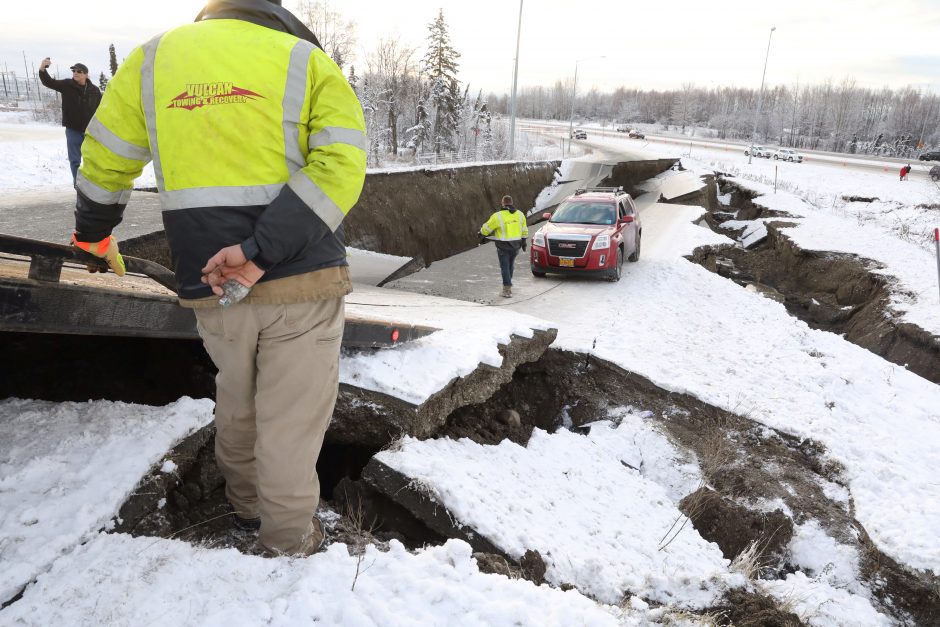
[2, 113, 937, 625]
[376, 412, 739, 608]
[0, 397, 214, 604]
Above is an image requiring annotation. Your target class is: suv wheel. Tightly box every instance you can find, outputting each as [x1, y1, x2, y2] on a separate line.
[628, 235, 641, 262]
[531, 265, 546, 278]
[773, 154, 778, 160]
[608, 248, 623, 282]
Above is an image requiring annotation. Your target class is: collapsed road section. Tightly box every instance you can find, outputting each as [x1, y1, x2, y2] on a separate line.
[679, 176, 940, 384]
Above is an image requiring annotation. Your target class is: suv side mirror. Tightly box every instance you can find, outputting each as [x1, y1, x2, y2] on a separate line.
[542, 212, 552, 220]
[619, 215, 634, 224]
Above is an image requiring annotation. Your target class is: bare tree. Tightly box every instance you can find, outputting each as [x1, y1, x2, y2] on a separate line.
[297, 0, 357, 69]
[366, 37, 417, 154]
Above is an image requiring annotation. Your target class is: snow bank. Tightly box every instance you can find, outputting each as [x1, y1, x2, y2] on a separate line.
[4, 534, 628, 626]
[0, 397, 214, 603]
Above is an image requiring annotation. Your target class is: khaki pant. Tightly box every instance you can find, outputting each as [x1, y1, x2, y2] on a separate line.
[194, 298, 343, 554]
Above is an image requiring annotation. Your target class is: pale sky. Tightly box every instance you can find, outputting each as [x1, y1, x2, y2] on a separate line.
[2, 0, 938, 95]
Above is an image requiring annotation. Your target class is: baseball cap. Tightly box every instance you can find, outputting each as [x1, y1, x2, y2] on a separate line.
[70, 63, 88, 73]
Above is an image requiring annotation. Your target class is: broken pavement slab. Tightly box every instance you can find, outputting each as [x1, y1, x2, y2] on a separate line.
[332, 328, 557, 447]
[362, 419, 734, 607]
[362, 457, 507, 556]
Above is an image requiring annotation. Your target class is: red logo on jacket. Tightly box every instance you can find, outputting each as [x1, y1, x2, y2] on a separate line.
[167, 82, 263, 110]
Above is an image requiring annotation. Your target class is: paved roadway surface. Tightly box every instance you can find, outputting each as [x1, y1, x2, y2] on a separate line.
[0, 190, 164, 243]
[385, 168, 684, 305]
[521, 121, 936, 182]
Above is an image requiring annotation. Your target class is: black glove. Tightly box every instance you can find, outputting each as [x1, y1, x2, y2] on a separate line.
[521, 239, 527, 252]
[479, 234, 488, 245]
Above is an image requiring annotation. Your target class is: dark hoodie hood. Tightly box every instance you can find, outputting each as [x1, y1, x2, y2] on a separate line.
[503, 204, 517, 213]
[196, 0, 321, 48]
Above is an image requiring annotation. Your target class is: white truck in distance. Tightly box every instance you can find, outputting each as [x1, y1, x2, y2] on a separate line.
[744, 145, 773, 158]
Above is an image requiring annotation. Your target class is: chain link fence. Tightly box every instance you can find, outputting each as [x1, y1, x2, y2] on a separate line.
[0, 69, 62, 124]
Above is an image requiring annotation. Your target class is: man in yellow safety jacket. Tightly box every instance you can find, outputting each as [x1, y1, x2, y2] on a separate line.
[480, 194, 528, 298]
[71, 0, 366, 556]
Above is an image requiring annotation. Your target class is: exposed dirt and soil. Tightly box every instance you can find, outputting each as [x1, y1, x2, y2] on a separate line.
[686, 177, 939, 385]
[107, 347, 937, 624]
[9, 165, 938, 621]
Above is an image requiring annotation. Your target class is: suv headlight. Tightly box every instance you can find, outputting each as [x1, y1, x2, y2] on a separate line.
[592, 234, 610, 250]
[533, 231, 545, 247]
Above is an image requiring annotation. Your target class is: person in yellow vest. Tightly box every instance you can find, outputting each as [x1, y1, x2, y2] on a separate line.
[480, 194, 528, 298]
[69, 0, 366, 556]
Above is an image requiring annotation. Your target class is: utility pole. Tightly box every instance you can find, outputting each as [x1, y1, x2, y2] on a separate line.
[31, 61, 41, 103]
[566, 55, 605, 158]
[508, 0, 523, 160]
[748, 27, 776, 165]
[22, 51, 31, 101]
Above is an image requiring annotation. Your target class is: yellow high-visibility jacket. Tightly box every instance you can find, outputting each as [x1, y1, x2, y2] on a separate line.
[481, 207, 529, 246]
[75, 13, 366, 300]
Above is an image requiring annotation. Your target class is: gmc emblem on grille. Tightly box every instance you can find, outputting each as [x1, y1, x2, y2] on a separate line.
[558, 243, 577, 249]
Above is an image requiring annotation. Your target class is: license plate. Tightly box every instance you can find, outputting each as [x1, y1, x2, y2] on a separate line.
[559, 258, 574, 267]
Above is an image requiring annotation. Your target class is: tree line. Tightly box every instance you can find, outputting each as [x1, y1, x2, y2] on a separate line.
[99, 2, 938, 162]
[300, 1, 503, 166]
[486, 79, 939, 158]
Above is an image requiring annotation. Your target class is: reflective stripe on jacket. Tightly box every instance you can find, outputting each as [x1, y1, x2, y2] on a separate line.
[480, 207, 528, 241]
[75, 15, 366, 300]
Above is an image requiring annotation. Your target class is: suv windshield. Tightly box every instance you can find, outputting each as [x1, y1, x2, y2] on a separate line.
[551, 201, 616, 225]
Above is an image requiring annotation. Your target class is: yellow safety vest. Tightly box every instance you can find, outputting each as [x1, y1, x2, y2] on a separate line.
[481, 208, 529, 241]
[76, 16, 367, 298]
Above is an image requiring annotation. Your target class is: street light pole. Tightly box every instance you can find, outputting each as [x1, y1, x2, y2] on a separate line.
[566, 55, 604, 158]
[748, 26, 776, 165]
[566, 60, 580, 158]
[508, 0, 524, 160]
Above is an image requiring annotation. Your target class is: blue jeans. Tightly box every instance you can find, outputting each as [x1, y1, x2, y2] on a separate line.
[497, 247, 519, 286]
[65, 128, 84, 184]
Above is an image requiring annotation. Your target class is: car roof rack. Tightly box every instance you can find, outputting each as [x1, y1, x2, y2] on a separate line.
[574, 186, 624, 195]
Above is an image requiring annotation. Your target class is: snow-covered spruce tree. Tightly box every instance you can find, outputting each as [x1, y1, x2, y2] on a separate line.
[469, 90, 495, 160]
[108, 44, 118, 77]
[98, 72, 108, 92]
[421, 9, 461, 156]
[347, 65, 358, 94]
[406, 90, 432, 157]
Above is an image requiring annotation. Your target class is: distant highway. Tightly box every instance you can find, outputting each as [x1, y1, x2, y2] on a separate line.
[519, 120, 937, 181]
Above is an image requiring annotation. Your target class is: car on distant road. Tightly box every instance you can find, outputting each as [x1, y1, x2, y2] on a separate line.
[571, 129, 587, 140]
[530, 187, 641, 282]
[773, 148, 803, 163]
[628, 129, 645, 139]
[918, 150, 940, 161]
[744, 145, 773, 158]
[615, 125, 630, 133]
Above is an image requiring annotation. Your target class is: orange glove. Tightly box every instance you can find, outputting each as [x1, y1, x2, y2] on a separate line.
[71, 234, 126, 277]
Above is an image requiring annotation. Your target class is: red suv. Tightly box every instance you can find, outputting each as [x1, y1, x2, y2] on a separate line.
[530, 187, 641, 281]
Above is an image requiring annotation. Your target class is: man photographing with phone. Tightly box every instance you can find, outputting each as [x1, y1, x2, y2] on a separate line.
[38, 57, 101, 184]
